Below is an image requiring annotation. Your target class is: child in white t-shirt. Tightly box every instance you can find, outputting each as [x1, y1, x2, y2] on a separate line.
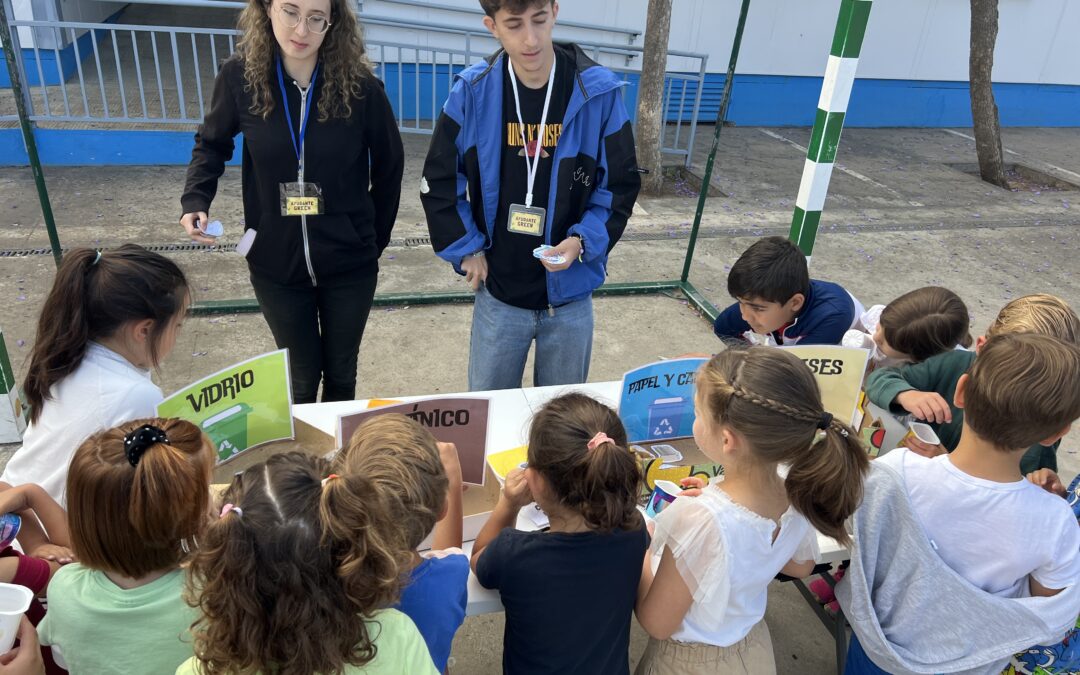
[634, 347, 870, 674]
[3, 245, 188, 504]
[844, 333, 1080, 674]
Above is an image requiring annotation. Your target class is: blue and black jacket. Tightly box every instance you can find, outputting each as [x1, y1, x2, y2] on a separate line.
[713, 279, 860, 345]
[420, 43, 640, 306]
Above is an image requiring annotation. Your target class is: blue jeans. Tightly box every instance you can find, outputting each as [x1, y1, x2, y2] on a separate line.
[468, 284, 593, 391]
[844, 635, 889, 675]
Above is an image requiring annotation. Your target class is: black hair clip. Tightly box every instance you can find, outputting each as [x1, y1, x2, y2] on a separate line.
[123, 424, 169, 467]
[816, 412, 834, 431]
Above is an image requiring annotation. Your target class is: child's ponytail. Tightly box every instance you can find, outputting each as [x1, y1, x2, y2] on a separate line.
[786, 416, 867, 546]
[24, 248, 97, 421]
[23, 245, 189, 423]
[129, 418, 213, 551]
[527, 393, 643, 533]
[319, 474, 411, 612]
[66, 417, 213, 579]
[699, 349, 869, 546]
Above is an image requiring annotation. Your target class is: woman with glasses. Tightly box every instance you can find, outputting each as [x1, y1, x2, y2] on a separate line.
[180, 0, 404, 403]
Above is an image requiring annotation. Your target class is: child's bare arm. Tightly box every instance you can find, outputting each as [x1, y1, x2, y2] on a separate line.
[470, 468, 530, 574]
[779, 558, 817, 578]
[635, 547, 694, 640]
[0, 484, 72, 561]
[1030, 576, 1064, 598]
[432, 442, 464, 551]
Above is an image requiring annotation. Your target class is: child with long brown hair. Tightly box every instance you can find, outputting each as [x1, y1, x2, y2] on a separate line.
[334, 415, 467, 673]
[635, 348, 869, 674]
[2, 245, 189, 504]
[471, 392, 648, 674]
[180, 452, 437, 675]
[37, 418, 213, 674]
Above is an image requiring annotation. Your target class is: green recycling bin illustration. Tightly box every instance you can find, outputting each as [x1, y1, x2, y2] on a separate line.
[203, 403, 254, 462]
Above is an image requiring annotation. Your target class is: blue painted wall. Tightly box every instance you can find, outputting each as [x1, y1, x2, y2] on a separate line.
[0, 12, 123, 87]
[382, 67, 1080, 128]
[0, 128, 244, 165]
[645, 74, 1080, 128]
[2, 72, 1077, 166]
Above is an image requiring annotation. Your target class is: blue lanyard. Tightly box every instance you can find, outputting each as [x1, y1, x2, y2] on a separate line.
[275, 57, 319, 173]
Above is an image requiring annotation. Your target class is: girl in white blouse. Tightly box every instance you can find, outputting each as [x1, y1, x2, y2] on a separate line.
[634, 347, 869, 674]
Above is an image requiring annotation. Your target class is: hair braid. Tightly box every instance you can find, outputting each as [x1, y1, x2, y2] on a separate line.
[699, 348, 868, 546]
[729, 385, 820, 427]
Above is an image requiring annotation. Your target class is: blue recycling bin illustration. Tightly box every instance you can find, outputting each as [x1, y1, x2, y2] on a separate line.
[647, 397, 691, 439]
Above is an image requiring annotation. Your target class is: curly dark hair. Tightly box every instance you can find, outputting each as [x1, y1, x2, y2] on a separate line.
[185, 452, 413, 675]
[236, 0, 375, 122]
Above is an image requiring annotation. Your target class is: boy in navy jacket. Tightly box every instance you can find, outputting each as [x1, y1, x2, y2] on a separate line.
[421, 0, 640, 391]
[713, 236, 863, 346]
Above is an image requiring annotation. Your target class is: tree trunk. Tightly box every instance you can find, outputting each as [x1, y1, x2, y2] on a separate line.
[635, 0, 673, 196]
[970, 0, 1009, 189]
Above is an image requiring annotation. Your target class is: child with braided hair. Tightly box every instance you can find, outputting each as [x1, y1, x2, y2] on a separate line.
[635, 347, 869, 674]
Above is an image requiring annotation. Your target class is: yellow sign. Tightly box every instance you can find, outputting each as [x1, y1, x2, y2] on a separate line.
[508, 209, 543, 235]
[780, 345, 870, 426]
[487, 445, 528, 482]
[286, 197, 320, 216]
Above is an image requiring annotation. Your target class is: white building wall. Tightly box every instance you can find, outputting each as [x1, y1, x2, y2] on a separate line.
[362, 0, 1080, 86]
[12, 0, 127, 49]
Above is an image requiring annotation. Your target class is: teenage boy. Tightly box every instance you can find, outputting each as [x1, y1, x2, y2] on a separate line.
[421, 0, 641, 391]
[713, 236, 863, 346]
[839, 332, 1080, 674]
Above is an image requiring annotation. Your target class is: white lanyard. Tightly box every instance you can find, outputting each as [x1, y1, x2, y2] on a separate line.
[507, 54, 556, 208]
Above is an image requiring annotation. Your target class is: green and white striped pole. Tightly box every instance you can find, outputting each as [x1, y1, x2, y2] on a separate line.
[789, 0, 872, 260]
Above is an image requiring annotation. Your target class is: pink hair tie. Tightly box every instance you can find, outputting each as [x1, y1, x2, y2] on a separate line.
[587, 432, 613, 450]
[219, 503, 242, 519]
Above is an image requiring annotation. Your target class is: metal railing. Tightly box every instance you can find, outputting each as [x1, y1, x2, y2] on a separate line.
[1, 4, 706, 166]
[370, 0, 642, 42]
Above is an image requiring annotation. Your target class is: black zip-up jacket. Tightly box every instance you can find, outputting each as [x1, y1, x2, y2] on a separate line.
[181, 55, 404, 286]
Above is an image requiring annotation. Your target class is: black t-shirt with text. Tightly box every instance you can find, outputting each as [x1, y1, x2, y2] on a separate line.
[475, 525, 649, 674]
[488, 48, 577, 310]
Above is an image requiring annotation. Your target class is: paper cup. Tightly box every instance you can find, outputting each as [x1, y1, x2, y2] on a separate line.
[905, 421, 942, 447]
[645, 480, 682, 518]
[0, 583, 33, 654]
[0, 514, 21, 550]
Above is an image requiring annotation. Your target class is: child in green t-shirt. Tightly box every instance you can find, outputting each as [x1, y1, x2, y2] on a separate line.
[866, 294, 1079, 474]
[179, 452, 437, 675]
[38, 418, 214, 674]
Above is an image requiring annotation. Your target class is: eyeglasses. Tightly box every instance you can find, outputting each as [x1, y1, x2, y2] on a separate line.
[275, 5, 332, 35]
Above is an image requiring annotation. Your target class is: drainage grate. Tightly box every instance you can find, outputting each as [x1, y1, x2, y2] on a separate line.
[3, 217, 1078, 259]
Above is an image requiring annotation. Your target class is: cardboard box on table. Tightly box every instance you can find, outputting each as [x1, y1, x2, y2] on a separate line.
[211, 416, 503, 547]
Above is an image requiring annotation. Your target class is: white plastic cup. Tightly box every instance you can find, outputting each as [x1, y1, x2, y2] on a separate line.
[907, 421, 942, 446]
[0, 583, 33, 654]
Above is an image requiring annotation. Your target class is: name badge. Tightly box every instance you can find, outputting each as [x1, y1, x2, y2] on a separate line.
[280, 182, 324, 216]
[507, 204, 545, 236]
